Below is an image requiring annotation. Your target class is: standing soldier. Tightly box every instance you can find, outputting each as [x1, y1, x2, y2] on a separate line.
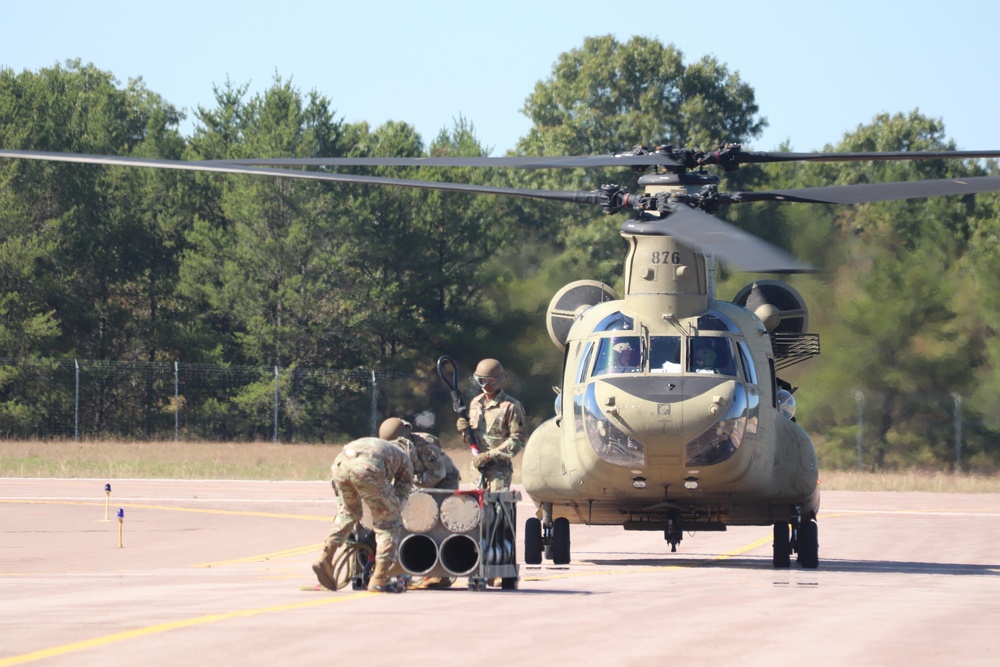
[312, 437, 413, 593]
[456, 358, 527, 491]
[379, 417, 461, 491]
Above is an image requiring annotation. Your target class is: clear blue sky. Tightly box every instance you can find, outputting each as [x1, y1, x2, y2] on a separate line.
[4, 0, 998, 156]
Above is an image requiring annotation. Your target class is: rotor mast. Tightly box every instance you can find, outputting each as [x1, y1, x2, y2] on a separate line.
[620, 172, 721, 321]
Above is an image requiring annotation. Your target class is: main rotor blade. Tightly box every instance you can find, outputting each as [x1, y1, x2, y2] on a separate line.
[212, 154, 682, 169]
[736, 149, 1000, 165]
[0, 149, 604, 204]
[731, 175, 1000, 205]
[623, 205, 814, 274]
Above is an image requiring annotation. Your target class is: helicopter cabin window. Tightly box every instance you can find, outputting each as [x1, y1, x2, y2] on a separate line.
[737, 341, 758, 385]
[649, 336, 682, 372]
[592, 335, 643, 376]
[594, 311, 634, 332]
[575, 341, 594, 385]
[696, 311, 739, 332]
[689, 336, 738, 376]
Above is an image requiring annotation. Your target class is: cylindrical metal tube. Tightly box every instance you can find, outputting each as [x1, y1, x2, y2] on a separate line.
[398, 533, 438, 575]
[439, 533, 480, 576]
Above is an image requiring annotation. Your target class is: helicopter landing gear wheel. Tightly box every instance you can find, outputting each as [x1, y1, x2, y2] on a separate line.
[772, 521, 791, 568]
[796, 517, 819, 569]
[665, 508, 682, 552]
[524, 517, 543, 564]
[551, 517, 571, 565]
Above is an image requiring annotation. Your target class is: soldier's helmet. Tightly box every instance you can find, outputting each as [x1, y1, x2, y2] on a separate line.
[378, 417, 412, 441]
[474, 358, 505, 382]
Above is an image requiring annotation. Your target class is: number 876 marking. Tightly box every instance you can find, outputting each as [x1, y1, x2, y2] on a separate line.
[650, 251, 682, 264]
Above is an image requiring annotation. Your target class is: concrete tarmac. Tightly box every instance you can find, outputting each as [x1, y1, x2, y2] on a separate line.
[2, 479, 999, 666]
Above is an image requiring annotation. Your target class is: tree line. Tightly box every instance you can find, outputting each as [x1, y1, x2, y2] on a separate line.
[2, 36, 999, 470]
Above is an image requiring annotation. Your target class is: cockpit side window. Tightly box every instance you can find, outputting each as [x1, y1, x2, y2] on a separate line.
[592, 335, 643, 376]
[649, 336, 682, 373]
[737, 341, 757, 385]
[689, 336, 738, 376]
[576, 341, 594, 384]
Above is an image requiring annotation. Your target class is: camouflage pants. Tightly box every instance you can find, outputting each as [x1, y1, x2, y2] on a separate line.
[326, 456, 402, 566]
[470, 457, 513, 491]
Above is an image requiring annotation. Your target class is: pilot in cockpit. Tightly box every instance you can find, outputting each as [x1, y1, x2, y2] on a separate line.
[610, 341, 641, 373]
[691, 338, 736, 375]
[692, 340, 720, 374]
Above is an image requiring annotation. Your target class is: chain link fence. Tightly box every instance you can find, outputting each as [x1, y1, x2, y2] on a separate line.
[0, 358, 457, 443]
[3, 358, 998, 471]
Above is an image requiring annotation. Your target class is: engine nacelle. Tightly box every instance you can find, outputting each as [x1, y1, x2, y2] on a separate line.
[545, 280, 618, 350]
[732, 279, 809, 334]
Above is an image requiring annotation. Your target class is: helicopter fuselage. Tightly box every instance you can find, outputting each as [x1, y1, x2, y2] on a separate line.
[522, 227, 820, 533]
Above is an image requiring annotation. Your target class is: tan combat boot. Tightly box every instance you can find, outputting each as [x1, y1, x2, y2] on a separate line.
[368, 560, 405, 593]
[311, 539, 339, 591]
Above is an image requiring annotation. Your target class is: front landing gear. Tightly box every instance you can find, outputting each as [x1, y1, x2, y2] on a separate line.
[524, 504, 571, 565]
[795, 515, 819, 569]
[772, 521, 791, 568]
[773, 508, 818, 569]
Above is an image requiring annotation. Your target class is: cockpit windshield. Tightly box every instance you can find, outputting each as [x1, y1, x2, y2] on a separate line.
[649, 336, 682, 373]
[592, 335, 643, 376]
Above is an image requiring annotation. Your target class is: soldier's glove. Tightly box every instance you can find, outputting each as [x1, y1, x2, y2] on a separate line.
[456, 417, 469, 432]
[472, 451, 495, 470]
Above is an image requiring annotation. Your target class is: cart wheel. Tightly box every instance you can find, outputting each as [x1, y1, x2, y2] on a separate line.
[501, 577, 519, 590]
[468, 578, 487, 592]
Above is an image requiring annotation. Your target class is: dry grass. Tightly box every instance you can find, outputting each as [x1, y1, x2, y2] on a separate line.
[0, 439, 482, 482]
[818, 469, 1000, 493]
[1, 440, 998, 492]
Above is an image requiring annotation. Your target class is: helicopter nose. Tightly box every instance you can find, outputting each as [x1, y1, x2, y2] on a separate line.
[587, 376, 739, 465]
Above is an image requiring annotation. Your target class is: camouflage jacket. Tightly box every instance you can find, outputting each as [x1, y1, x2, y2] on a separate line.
[465, 389, 526, 461]
[339, 437, 414, 503]
[395, 432, 460, 488]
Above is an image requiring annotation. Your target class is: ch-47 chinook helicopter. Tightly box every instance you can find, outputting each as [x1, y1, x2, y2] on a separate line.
[3, 143, 1000, 569]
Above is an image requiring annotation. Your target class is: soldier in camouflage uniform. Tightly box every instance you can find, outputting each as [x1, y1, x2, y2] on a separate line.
[312, 437, 413, 593]
[456, 358, 527, 492]
[379, 417, 461, 490]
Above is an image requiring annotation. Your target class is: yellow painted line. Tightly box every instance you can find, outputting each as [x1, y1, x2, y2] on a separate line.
[0, 511, 865, 663]
[525, 534, 775, 582]
[195, 544, 321, 568]
[0, 591, 371, 667]
[0, 498, 331, 522]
